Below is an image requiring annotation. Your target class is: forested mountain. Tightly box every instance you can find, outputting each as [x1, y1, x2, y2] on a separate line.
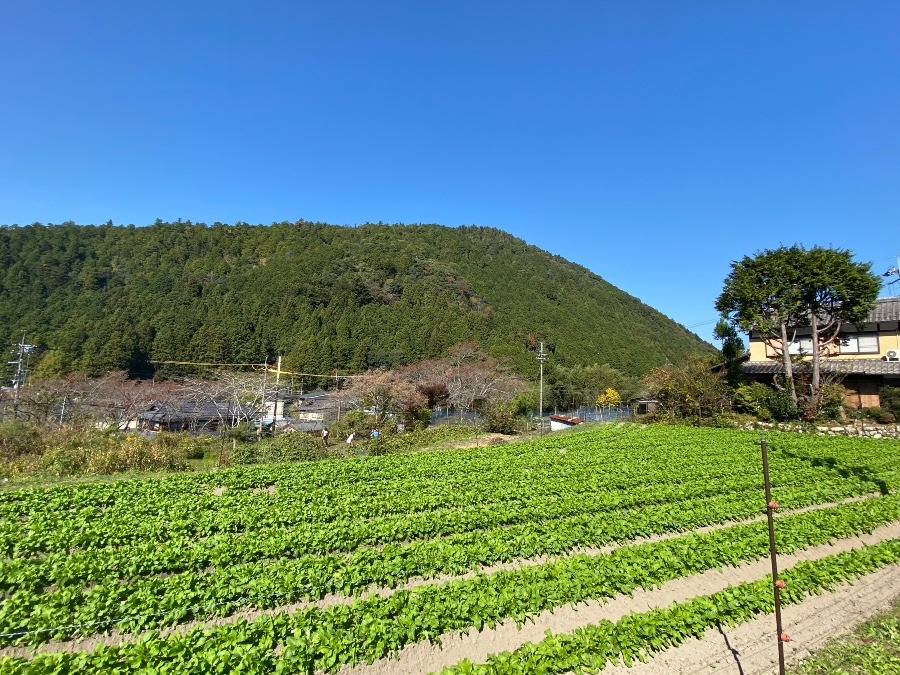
[0, 221, 714, 382]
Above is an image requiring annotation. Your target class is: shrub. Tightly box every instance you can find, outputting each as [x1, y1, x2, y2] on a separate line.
[0, 422, 42, 461]
[226, 423, 258, 443]
[768, 390, 798, 421]
[879, 386, 900, 414]
[231, 432, 348, 465]
[732, 383, 773, 419]
[857, 407, 896, 425]
[818, 383, 849, 421]
[642, 359, 731, 421]
[39, 431, 187, 476]
[152, 432, 209, 460]
[483, 401, 518, 434]
[374, 425, 476, 455]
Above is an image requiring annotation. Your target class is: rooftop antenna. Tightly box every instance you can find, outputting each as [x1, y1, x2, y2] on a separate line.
[884, 256, 900, 296]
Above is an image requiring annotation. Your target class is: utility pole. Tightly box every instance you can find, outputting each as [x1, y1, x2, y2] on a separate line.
[537, 341, 548, 436]
[273, 355, 282, 435]
[8, 333, 35, 420]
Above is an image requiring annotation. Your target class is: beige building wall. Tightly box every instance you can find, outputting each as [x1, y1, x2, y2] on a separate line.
[749, 322, 900, 362]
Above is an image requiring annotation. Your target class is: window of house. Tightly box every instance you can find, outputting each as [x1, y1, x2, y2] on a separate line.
[787, 338, 815, 355]
[839, 334, 879, 354]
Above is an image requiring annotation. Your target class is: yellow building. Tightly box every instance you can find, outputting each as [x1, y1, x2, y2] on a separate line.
[742, 297, 900, 408]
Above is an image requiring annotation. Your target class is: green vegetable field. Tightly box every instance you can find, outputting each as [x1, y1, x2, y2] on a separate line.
[1, 423, 899, 674]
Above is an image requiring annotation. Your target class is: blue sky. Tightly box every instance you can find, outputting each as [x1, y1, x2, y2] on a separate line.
[2, 1, 898, 344]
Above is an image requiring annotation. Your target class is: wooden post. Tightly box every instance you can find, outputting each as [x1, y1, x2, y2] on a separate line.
[761, 439, 787, 675]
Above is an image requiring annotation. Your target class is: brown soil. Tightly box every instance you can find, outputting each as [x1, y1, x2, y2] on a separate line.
[336, 521, 900, 675]
[441, 433, 517, 450]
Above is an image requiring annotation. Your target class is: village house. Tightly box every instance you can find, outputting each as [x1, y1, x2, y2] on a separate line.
[137, 401, 246, 432]
[291, 390, 339, 422]
[741, 297, 900, 408]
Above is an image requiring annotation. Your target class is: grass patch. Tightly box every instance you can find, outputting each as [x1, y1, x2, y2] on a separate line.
[790, 595, 900, 674]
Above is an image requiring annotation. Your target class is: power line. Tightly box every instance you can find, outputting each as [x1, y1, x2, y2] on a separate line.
[686, 319, 718, 329]
[150, 360, 365, 379]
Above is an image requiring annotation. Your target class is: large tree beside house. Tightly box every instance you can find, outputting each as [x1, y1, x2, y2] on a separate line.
[716, 245, 880, 418]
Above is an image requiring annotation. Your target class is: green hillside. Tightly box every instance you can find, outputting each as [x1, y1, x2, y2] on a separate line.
[0, 220, 713, 380]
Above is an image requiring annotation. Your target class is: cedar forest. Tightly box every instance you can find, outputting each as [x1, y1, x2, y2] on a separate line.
[0, 221, 713, 393]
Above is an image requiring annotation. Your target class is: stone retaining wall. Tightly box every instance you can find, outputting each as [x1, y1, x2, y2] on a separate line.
[745, 421, 900, 440]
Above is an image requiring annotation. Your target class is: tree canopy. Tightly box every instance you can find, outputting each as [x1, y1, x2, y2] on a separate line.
[716, 245, 880, 416]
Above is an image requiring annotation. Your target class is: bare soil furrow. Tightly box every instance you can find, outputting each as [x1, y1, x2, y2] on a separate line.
[333, 520, 900, 675]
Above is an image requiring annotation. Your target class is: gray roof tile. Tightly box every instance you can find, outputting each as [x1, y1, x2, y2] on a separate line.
[868, 297, 900, 323]
[742, 359, 900, 376]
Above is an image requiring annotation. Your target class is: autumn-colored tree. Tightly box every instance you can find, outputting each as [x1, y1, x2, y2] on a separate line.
[595, 387, 622, 407]
[348, 368, 424, 425]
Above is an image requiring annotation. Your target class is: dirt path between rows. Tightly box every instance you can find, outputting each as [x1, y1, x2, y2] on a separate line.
[599, 563, 900, 675]
[335, 520, 900, 675]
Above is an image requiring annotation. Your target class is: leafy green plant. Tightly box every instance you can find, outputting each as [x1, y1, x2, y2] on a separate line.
[768, 388, 798, 420]
[879, 386, 900, 414]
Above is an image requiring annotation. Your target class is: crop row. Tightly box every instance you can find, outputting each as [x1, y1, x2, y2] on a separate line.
[2, 489, 899, 649]
[2, 497, 899, 672]
[5, 426, 895, 558]
[2, 456, 876, 592]
[435, 537, 900, 674]
[2, 424, 892, 525]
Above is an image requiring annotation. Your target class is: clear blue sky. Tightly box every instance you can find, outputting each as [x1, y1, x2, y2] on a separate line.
[2, 2, 898, 344]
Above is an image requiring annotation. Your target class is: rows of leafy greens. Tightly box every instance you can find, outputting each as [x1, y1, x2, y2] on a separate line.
[435, 538, 900, 675]
[0, 424, 898, 655]
[2, 500, 899, 673]
[2, 425, 895, 556]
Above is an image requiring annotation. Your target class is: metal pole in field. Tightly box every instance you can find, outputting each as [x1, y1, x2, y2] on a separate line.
[761, 438, 787, 675]
[537, 342, 548, 436]
[273, 355, 282, 435]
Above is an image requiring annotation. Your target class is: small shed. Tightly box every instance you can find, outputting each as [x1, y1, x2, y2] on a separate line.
[549, 414, 584, 431]
[632, 399, 659, 416]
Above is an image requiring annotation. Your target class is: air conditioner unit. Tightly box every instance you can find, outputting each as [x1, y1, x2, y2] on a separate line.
[887, 350, 899, 362]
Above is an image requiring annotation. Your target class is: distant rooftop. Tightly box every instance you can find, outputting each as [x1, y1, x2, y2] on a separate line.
[868, 297, 900, 323]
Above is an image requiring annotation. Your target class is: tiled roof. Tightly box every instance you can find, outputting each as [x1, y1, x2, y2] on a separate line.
[742, 359, 900, 376]
[548, 414, 584, 424]
[868, 297, 900, 323]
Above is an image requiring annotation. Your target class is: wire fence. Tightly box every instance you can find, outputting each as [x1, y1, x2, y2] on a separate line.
[429, 405, 632, 428]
